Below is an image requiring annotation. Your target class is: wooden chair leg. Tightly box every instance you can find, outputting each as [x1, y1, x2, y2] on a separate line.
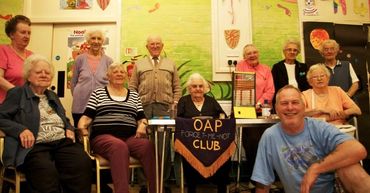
[15, 171, 21, 193]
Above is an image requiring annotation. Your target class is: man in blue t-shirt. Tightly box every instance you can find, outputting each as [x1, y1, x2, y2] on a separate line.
[251, 85, 370, 193]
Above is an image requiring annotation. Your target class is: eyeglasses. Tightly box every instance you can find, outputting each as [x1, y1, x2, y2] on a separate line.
[311, 74, 327, 80]
[284, 48, 299, 53]
[323, 47, 336, 52]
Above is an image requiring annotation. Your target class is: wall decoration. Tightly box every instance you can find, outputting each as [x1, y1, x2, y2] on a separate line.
[227, 0, 236, 24]
[303, 22, 334, 65]
[309, 28, 330, 49]
[60, 0, 92, 9]
[0, 0, 23, 44]
[277, 3, 292, 16]
[333, 0, 347, 15]
[148, 2, 160, 13]
[303, 0, 318, 16]
[224, 29, 240, 49]
[0, 14, 12, 20]
[353, 0, 368, 16]
[97, 0, 110, 10]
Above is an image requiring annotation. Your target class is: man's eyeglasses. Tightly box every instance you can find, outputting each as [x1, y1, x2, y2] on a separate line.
[323, 47, 336, 52]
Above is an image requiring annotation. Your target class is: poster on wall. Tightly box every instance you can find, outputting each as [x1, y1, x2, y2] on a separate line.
[303, 0, 318, 16]
[66, 29, 110, 89]
[60, 0, 93, 9]
[303, 22, 334, 65]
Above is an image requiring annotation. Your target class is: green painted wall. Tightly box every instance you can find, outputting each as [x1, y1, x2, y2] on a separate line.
[0, 0, 300, 100]
[121, 0, 300, 100]
[121, 0, 213, 96]
[0, 0, 23, 44]
[251, 0, 300, 65]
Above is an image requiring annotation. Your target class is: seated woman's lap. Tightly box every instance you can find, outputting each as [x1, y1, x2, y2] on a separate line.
[23, 138, 92, 192]
[91, 134, 153, 161]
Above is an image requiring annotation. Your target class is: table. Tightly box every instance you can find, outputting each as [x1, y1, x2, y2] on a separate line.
[149, 119, 175, 193]
[148, 118, 280, 193]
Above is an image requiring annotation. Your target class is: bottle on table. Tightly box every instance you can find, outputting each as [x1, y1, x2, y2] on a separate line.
[261, 99, 271, 118]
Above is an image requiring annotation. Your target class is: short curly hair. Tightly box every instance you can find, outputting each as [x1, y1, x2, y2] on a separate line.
[23, 54, 55, 81]
[5, 15, 31, 38]
[185, 73, 210, 93]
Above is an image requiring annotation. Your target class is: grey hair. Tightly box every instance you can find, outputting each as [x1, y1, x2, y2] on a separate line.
[283, 39, 301, 53]
[306, 63, 331, 80]
[242, 44, 257, 59]
[23, 54, 54, 80]
[85, 29, 105, 42]
[185, 73, 210, 93]
[106, 62, 127, 76]
[318, 39, 339, 54]
[146, 35, 163, 45]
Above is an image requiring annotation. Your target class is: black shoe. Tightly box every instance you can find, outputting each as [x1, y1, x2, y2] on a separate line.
[139, 185, 148, 193]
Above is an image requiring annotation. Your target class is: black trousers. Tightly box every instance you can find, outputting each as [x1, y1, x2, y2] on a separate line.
[22, 138, 92, 193]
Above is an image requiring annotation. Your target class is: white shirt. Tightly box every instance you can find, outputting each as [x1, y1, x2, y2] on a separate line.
[284, 63, 298, 88]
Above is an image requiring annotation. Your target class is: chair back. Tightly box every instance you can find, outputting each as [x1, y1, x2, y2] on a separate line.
[336, 125, 356, 137]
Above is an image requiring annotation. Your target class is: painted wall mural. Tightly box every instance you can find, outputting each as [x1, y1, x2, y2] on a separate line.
[121, 0, 300, 100]
[0, 0, 23, 44]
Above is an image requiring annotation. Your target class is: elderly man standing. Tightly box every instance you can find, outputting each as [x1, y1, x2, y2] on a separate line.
[251, 85, 370, 193]
[319, 39, 359, 98]
[129, 35, 181, 193]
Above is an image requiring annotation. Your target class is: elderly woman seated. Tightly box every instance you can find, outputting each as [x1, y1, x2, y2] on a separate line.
[177, 73, 230, 193]
[302, 64, 361, 125]
[0, 54, 92, 193]
[78, 63, 156, 193]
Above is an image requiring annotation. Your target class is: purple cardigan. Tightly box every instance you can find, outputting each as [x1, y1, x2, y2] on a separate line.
[70, 53, 113, 114]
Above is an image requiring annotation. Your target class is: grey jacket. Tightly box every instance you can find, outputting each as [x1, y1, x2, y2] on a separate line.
[0, 83, 74, 167]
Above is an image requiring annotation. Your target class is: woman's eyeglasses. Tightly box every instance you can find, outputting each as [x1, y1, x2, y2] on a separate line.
[284, 48, 299, 53]
[311, 74, 327, 80]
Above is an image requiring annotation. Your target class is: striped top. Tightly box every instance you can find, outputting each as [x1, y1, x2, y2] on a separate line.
[84, 87, 146, 139]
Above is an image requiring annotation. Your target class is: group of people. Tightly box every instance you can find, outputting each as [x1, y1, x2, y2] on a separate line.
[236, 39, 364, 191]
[0, 14, 369, 193]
